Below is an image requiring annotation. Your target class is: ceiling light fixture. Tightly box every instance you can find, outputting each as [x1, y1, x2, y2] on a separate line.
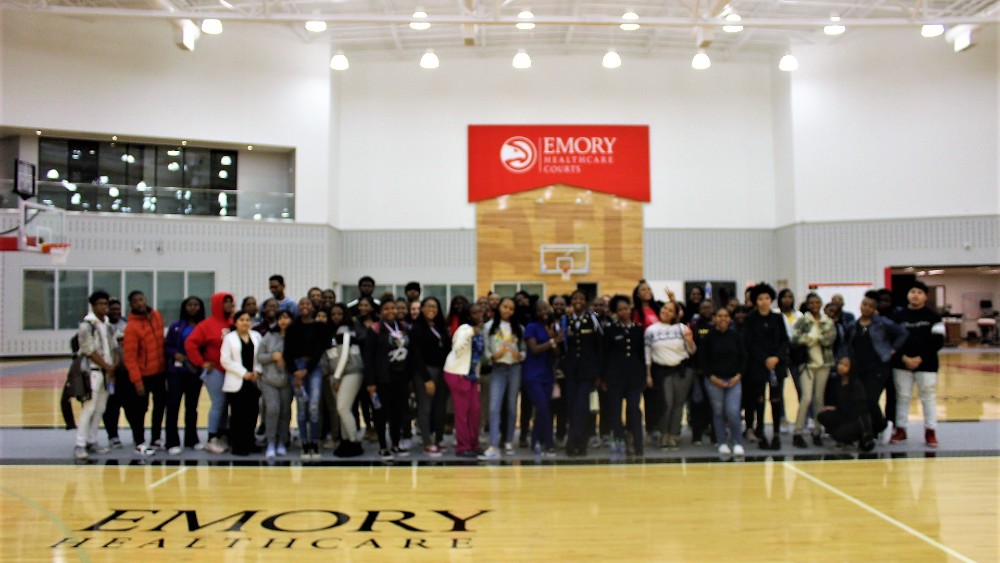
[201, 18, 223, 35]
[691, 49, 711, 70]
[330, 51, 349, 70]
[921, 24, 945, 38]
[218, 0, 234, 8]
[779, 53, 799, 71]
[824, 15, 845, 36]
[305, 20, 327, 33]
[410, 10, 430, 31]
[602, 49, 621, 69]
[512, 49, 532, 69]
[516, 10, 535, 30]
[420, 49, 439, 69]
[722, 14, 743, 33]
[620, 11, 639, 32]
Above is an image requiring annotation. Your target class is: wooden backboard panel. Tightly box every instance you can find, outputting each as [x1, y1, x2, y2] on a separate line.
[476, 185, 643, 299]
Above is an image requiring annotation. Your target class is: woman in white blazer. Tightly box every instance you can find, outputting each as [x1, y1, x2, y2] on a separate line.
[220, 310, 262, 456]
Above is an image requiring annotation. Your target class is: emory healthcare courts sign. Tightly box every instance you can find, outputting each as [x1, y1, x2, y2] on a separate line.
[468, 125, 650, 202]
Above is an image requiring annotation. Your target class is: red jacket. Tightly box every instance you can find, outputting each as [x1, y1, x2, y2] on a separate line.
[123, 308, 166, 386]
[185, 292, 234, 370]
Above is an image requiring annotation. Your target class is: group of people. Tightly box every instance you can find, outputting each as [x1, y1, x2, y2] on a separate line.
[70, 274, 945, 462]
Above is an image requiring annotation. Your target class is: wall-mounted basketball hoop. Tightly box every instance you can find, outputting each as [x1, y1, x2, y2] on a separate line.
[541, 243, 590, 280]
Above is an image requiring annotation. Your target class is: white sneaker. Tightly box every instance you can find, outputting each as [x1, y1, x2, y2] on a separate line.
[167, 446, 183, 455]
[477, 446, 500, 461]
[134, 443, 156, 456]
[881, 421, 894, 445]
[733, 444, 745, 456]
[399, 438, 413, 450]
[718, 443, 732, 455]
[204, 437, 227, 454]
[504, 442, 515, 455]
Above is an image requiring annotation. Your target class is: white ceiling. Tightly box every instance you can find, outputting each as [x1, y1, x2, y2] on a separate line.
[4, 0, 998, 60]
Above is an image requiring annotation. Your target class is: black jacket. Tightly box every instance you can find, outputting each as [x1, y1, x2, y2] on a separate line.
[700, 328, 747, 379]
[743, 310, 790, 382]
[602, 321, 645, 389]
[561, 312, 604, 380]
[363, 321, 411, 386]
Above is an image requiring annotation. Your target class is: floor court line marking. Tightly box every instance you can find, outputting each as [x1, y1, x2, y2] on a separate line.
[148, 466, 189, 489]
[1, 486, 91, 563]
[782, 461, 975, 563]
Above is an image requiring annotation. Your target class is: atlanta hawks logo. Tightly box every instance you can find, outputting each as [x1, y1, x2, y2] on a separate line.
[500, 137, 536, 173]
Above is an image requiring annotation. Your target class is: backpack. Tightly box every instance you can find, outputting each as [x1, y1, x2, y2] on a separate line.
[70, 320, 96, 356]
[66, 320, 97, 403]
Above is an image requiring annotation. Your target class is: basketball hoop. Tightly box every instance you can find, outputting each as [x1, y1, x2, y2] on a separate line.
[42, 242, 72, 265]
[560, 263, 571, 281]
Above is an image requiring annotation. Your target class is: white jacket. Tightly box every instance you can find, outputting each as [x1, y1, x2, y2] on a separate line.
[443, 324, 475, 376]
[221, 330, 262, 392]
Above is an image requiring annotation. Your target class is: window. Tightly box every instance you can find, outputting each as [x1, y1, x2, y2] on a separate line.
[22, 269, 215, 331]
[23, 270, 55, 330]
[92, 270, 122, 300]
[493, 282, 545, 300]
[157, 271, 185, 325]
[57, 271, 89, 329]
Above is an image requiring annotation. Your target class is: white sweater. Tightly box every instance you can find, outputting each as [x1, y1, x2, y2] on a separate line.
[221, 330, 262, 392]
[644, 322, 690, 367]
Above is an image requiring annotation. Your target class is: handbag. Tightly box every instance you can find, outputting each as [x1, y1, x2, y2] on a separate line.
[65, 355, 92, 402]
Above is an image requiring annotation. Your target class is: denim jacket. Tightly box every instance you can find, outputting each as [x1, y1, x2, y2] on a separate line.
[841, 316, 909, 364]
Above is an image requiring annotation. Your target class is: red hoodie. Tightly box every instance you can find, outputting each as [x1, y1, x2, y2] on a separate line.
[184, 292, 234, 370]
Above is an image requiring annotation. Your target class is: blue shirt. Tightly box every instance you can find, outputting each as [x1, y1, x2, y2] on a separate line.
[523, 322, 555, 383]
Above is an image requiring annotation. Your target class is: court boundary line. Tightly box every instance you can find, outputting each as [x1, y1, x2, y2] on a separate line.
[782, 461, 976, 563]
[148, 466, 189, 489]
[0, 485, 91, 563]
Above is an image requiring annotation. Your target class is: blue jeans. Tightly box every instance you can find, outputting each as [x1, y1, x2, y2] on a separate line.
[488, 363, 521, 447]
[295, 362, 323, 442]
[705, 379, 743, 447]
[201, 368, 228, 435]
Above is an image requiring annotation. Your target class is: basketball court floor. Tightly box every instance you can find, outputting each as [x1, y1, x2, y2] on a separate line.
[1, 348, 997, 561]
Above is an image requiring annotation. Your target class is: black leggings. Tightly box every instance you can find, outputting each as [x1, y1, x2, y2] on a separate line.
[744, 376, 783, 438]
[372, 372, 409, 450]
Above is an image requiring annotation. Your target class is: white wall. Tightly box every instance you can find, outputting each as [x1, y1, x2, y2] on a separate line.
[335, 53, 778, 230]
[789, 27, 999, 224]
[0, 13, 333, 225]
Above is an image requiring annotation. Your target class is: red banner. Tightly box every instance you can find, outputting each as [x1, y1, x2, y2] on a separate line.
[468, 125, 650, 202]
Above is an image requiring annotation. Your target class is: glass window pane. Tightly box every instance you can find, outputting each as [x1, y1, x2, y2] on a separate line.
[187, 272, 215, 316]
[521, 283, 545, 300]
[211, 149, 237, 191]
[58, 270, 90, 329]
[156, 271, 185, 325]
[423, 284, 447, 302]
[157, 146, 184, 188]
[23, 270, 55, 330]
[341, 286, 359, 305]
[374, 284, 394, 301]
[450, 284, 475, 302]
[99, 141, 128, 185]
[92, 270, 122, 301]
[493, 283, 517, 298]
[124, 271, 154, 307]
[38, 138, 68, 186]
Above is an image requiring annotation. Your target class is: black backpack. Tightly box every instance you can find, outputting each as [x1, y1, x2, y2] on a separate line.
[70, 320, 96, 356]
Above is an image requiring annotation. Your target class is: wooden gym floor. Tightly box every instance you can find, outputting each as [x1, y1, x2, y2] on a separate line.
[1, 349, 998, 561]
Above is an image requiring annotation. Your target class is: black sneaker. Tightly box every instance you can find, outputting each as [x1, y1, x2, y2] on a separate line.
[793, 435, 808, 448]
[812, 433, 823, 446]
